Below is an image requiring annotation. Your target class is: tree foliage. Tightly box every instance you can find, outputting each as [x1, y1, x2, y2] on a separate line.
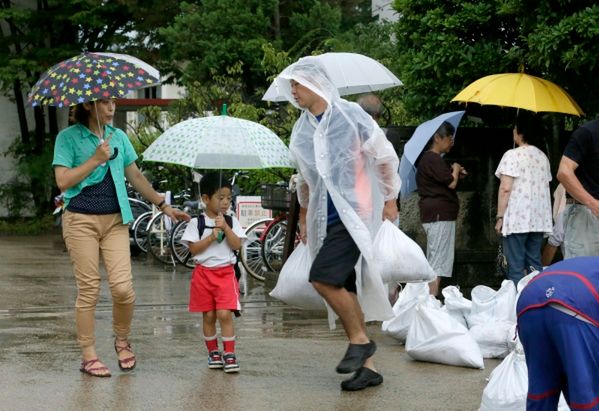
[393, 0, 599, 122]
[6, 0, 599, 218]
[0, 0, 177, 217]
[158, 0, 372, 94]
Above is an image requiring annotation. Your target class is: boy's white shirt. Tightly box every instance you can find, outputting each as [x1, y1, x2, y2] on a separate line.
[181, 214, 246, 268]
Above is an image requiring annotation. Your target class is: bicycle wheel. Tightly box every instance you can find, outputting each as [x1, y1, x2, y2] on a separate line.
[128, 198, 151, 253]
[131, 211, 153, 253]
[240, 218, 272, 281]
[261, 219, 287, 273]
[146, 212, 174, 265]
[170, 220, 195, 269]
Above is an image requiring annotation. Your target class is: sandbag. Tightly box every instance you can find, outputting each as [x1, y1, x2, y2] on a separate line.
[517, 271, 539, 294]
[269, 243, 325, 310]
[479, 347, 528, 411]
[469, 280, 517, 327]
[469, 321, 513, 359]
[480, 342, 571, 411]
[372, 220, 436, 283]
[405, 303, 484, 369]
[381, 282, 432, 342]
[442, 286, 472, 328]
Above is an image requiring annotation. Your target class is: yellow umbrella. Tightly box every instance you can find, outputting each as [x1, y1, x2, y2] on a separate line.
[451, 73, 584, 116]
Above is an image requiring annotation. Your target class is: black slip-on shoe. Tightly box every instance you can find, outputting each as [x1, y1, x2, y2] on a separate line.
[341, 367, 383, 391]
[335, 340, 377, 374]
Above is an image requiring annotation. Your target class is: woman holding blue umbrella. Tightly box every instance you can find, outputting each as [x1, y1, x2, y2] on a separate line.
[416, 121, 467, 296]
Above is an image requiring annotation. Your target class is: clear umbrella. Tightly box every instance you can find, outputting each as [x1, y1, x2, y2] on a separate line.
[262, 52, 402, 101]
[399, 111, 465, 199]
[142, 115, 291, 169]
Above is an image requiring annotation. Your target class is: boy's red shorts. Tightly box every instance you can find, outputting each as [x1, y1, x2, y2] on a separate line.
[189, 264, 240, 313]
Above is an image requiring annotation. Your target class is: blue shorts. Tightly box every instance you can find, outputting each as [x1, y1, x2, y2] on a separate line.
[518, 307, 599, 410]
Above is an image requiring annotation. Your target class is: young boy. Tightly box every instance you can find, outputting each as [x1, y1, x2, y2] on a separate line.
[181, 173, 245, 373]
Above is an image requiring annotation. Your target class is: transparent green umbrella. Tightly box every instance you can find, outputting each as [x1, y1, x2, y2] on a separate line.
[142, 112, 291, 169]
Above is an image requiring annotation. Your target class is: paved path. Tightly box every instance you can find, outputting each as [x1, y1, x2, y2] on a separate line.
[0, 234, 499, 410]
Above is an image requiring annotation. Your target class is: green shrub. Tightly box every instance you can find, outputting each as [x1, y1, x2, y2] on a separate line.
[0, 214, 56, 235]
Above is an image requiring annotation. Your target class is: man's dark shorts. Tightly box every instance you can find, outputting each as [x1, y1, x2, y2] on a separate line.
[309, 222, 361, 293]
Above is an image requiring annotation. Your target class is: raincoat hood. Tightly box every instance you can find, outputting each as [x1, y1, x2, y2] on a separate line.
[275, 57, 340, 109]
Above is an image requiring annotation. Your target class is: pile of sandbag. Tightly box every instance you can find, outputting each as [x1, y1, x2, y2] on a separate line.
[382, 272, 545, 368]
[381, 283, 484, 369]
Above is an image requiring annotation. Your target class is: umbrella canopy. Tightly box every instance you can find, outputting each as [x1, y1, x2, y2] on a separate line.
[451, 73, 583, 116]
[142, 116, 292, 169]
[28, 52, 160, 108]
[399, 111, 465, 199]
[262, 52, 402, 101]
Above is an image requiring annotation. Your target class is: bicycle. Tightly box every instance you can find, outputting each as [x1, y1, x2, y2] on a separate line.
[239, 217, 273, 281]
[138, 188, 194, 266]
[237, 179, 301, 281]
[259, 183, 295, 274]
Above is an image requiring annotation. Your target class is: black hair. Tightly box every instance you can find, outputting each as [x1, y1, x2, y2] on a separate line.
[199, 172, 232, 198]
[514, 113, 546, 150]
[435, 121, 455, 139]
[422, 121, 455, 152]
[69, 102, 93, 125]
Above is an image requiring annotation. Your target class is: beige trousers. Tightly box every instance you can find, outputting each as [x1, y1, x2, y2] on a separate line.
[62, 210, 135, 349]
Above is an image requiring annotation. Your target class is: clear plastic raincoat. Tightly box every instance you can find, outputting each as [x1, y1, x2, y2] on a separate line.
[278, 57, 401, 324]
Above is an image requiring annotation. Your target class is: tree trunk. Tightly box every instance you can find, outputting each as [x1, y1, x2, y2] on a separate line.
[273, 0, 280, 40]
[48, 106, 58, 136]
[12, 79, 30, 145]
[33, 106, 45, 153]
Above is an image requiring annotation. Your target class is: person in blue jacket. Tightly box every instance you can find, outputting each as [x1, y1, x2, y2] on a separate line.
[517, 256, 599, 410]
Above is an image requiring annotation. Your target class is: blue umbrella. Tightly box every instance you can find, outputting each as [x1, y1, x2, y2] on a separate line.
[399, 111, 465, 199]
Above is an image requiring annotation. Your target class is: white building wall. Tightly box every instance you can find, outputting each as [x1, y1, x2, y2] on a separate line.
[0, 91, 69, 216]
[372, 0, 398, 22]
[125, 83, 186, 133]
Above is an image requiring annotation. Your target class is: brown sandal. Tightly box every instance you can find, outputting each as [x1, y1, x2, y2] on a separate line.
[114, 339, 136, 371]
[80, 358, 111, 377]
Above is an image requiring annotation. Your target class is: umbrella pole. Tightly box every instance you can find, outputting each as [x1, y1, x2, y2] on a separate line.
[93, 102, 104, 141]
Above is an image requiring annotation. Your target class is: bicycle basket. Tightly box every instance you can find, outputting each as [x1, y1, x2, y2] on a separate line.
[261, 184, 290, 211]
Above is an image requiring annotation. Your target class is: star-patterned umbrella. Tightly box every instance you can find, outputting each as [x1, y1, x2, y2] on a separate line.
[28, 52, 160, 108]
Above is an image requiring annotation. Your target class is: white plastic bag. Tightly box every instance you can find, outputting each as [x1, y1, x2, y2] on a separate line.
[372, 220, 436, 283]
[479, 347, 528, 411]
[517, 271, 539, 294]
[468, 280, 517, 327]
[480, 343, 571, 411]
[405, 303, 484, 369]
[269, 243, 325, 310]
[469, 321, 513, 359]
[381, 282, 432, 342]
[442, 286, 472, 328]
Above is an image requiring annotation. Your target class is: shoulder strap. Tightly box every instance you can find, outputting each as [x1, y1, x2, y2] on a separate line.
[197, 213, 206, 238]
[197, 213, 232, 238]
[224, 214, 233, 229]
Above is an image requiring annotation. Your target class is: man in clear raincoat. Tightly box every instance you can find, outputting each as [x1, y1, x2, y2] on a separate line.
[275, 57, 400, 391]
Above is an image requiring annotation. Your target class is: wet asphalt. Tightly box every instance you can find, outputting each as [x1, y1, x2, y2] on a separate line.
[0, 234, 500, 411]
